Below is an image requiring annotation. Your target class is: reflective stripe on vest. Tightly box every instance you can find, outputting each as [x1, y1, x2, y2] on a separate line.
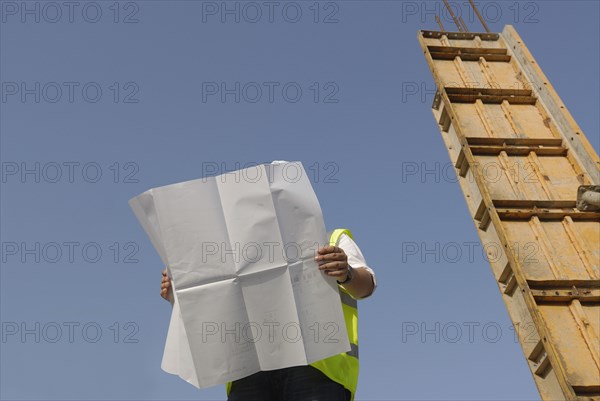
[309, 228, 359, 401]
[226, 229, 359, 400]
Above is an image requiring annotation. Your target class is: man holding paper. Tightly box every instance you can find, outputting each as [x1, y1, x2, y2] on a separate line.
[160, 229, 376, 401]
[130, 161, 376, 400]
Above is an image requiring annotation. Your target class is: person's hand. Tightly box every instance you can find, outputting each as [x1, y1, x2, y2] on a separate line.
[315, 246, 349, 282]
[160, 268, 172, 301]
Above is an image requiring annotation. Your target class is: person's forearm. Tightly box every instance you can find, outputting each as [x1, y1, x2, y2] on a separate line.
[340, 267, 374, 299]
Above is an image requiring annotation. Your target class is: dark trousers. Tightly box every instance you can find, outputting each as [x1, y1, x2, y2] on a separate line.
[228, 365, 351, 401]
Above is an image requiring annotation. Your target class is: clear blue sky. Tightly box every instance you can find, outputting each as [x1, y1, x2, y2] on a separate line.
[1, 1, 598, 400]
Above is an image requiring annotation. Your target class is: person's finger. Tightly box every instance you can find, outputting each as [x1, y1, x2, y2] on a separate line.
[315, 252, 346, 263]
[318, 261, 347, 271]
[162, 269, 167, 276]
[317, 252, 346, 260]
[318, 245, 343, 255]
[324, 269, 346, 278]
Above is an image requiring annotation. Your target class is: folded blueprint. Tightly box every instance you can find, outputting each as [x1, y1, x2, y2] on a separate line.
[129, 162, 350, 388]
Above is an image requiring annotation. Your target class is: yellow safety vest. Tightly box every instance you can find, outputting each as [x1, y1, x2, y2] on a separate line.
[310, 228, 359, 401]
[226, 228, 360, 400]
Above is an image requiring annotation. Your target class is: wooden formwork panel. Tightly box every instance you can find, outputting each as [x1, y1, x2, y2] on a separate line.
[450, 103, 558, 139]
[419, 26, 600, 401]
[540, 303, 600, 390]
[472, 155, 583, 201]
[503, 220, 599, 282]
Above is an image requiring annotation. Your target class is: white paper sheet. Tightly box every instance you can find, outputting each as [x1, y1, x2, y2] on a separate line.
[129, 162, 350, 389]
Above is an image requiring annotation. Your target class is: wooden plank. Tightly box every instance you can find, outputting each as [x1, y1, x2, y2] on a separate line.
[428, 45, 508, 55]
[445, 88, 537, 105]
[527, 279, 600, 289]
[446, 87, 533, 96]
[502, 26, 600, 185]
[571, 385, 600, 396]
[493, 200, 577, 208]
[499, 262, 518, 295]
[497, 209, 600, 220]
[539, 303, 600, 390]
[470, 155, 584, 202]
[430, 52, 511, 62]
[469, 146, 567, 156]
[467, 137, 564, 147]
[421, 30, 499, 41]
[447, 93, 537, 104]
[531, 288, 600, 302]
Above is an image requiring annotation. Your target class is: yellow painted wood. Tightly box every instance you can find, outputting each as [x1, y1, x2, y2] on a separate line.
[418, 26, 600, 401]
